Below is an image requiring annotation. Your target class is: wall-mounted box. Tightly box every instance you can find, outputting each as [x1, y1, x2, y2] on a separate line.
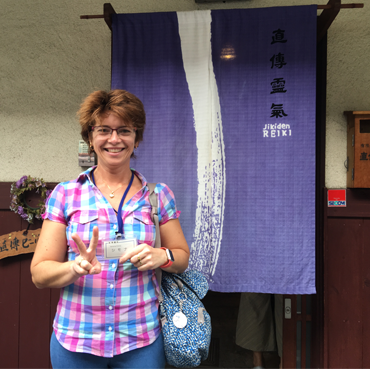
[78, 140, 96, 167]
[344, 111, 370, 188]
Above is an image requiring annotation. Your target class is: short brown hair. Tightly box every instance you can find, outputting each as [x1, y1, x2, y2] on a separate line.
[78, 89, 146, 149]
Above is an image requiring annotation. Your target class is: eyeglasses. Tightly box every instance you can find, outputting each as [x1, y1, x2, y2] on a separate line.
[91, 126, 136, 137]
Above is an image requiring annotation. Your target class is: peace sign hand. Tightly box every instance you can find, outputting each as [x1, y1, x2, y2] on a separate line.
[71, 226, 102, 276]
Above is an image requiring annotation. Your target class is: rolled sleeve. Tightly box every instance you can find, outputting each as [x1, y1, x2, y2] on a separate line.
[42, 183, 67, 225]
[156, 183, 181, 225]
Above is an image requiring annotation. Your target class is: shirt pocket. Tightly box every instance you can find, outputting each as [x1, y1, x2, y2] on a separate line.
[130, 210, 155, 245]
[68, 209, 99, 252]
[75, 209, 99, 224]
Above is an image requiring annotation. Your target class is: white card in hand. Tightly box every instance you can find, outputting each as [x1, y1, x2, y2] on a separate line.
[103, 238, 137, 259]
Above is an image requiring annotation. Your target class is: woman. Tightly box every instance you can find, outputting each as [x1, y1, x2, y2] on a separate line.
[30, 89, 190, 369]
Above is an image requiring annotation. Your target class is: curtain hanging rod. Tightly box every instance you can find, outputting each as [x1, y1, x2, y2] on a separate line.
[80, 2, 364, 20]
[319, 3, 363, 8]
[80, 1, 364, 41]
[80, 15, 105, 19]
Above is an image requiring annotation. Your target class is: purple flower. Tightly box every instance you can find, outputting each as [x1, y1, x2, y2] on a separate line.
[21, 213, 28, 220]
[16, 176, 28, 188]
[46, 189, 52, 197]
[18, 206, 25, 215]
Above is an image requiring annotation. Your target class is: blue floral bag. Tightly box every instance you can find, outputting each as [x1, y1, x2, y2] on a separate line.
[159, 270, 212, 367]
[147, 183, 212, 368]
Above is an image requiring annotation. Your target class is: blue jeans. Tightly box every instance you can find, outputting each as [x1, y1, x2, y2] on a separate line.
[50, 331, 166, 369]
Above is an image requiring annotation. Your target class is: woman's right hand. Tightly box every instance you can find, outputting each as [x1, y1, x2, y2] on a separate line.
[71, 226, 102, 275]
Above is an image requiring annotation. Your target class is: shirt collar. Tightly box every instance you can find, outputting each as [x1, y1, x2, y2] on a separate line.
[76, 166, 149, 188]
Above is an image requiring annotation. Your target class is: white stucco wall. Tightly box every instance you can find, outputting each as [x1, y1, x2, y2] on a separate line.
[1, 0, 369, 187]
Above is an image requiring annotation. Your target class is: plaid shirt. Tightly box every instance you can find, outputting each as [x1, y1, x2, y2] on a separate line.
[43, 167, 180, 357]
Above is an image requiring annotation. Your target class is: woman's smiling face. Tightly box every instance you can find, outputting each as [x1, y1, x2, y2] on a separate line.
[90, 113, 137, 171]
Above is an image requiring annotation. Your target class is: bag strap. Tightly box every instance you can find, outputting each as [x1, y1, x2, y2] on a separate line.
[147, 185, 206, 303]
[147, 183, 164, 302]
[147, 183, 161, 250]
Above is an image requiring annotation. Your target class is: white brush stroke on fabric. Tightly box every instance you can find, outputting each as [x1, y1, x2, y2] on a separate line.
[177, 10, 226, 278]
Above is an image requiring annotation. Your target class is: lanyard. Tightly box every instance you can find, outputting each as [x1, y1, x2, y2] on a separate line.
[91, 169, 135, 239]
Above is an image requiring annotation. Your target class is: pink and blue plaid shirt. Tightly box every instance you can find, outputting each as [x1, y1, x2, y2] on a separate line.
[43, 167, 180, 357]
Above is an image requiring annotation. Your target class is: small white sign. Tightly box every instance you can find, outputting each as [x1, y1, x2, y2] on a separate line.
[103, 238, 137, 259]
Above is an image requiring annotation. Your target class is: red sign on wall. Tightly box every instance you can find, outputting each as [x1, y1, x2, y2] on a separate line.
[328, 189, 346, 207]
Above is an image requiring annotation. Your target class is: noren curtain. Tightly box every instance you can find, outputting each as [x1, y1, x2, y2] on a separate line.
[111, 6, 317, 294]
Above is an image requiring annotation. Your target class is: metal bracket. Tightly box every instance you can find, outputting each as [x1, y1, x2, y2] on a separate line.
[80, 3, 116, 31]
[284, 298, 292, 319]
[317, 0, 341, 42]
[103, 3, 116, 31]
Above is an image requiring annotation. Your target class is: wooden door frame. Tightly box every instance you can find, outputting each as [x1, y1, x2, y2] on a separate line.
[281, 29, 327, 369]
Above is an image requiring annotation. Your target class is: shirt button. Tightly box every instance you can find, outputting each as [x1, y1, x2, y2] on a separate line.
[113, 225, 117, 229]
[112, 263, 116, 269]
[110, 284, 114, 289]
[109, 305, 113, 310]
[108, 326, 112, 331]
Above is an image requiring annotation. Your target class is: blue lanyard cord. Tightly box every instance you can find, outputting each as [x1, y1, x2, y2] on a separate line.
[91, 169, 135, 237]
[117, 171, 134, 236]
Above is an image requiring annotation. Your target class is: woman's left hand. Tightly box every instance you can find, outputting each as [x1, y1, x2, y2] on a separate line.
[119, 244, 167, 271]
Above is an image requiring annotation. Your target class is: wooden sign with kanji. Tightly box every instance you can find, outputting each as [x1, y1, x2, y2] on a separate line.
[0, 229, 41, 260]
